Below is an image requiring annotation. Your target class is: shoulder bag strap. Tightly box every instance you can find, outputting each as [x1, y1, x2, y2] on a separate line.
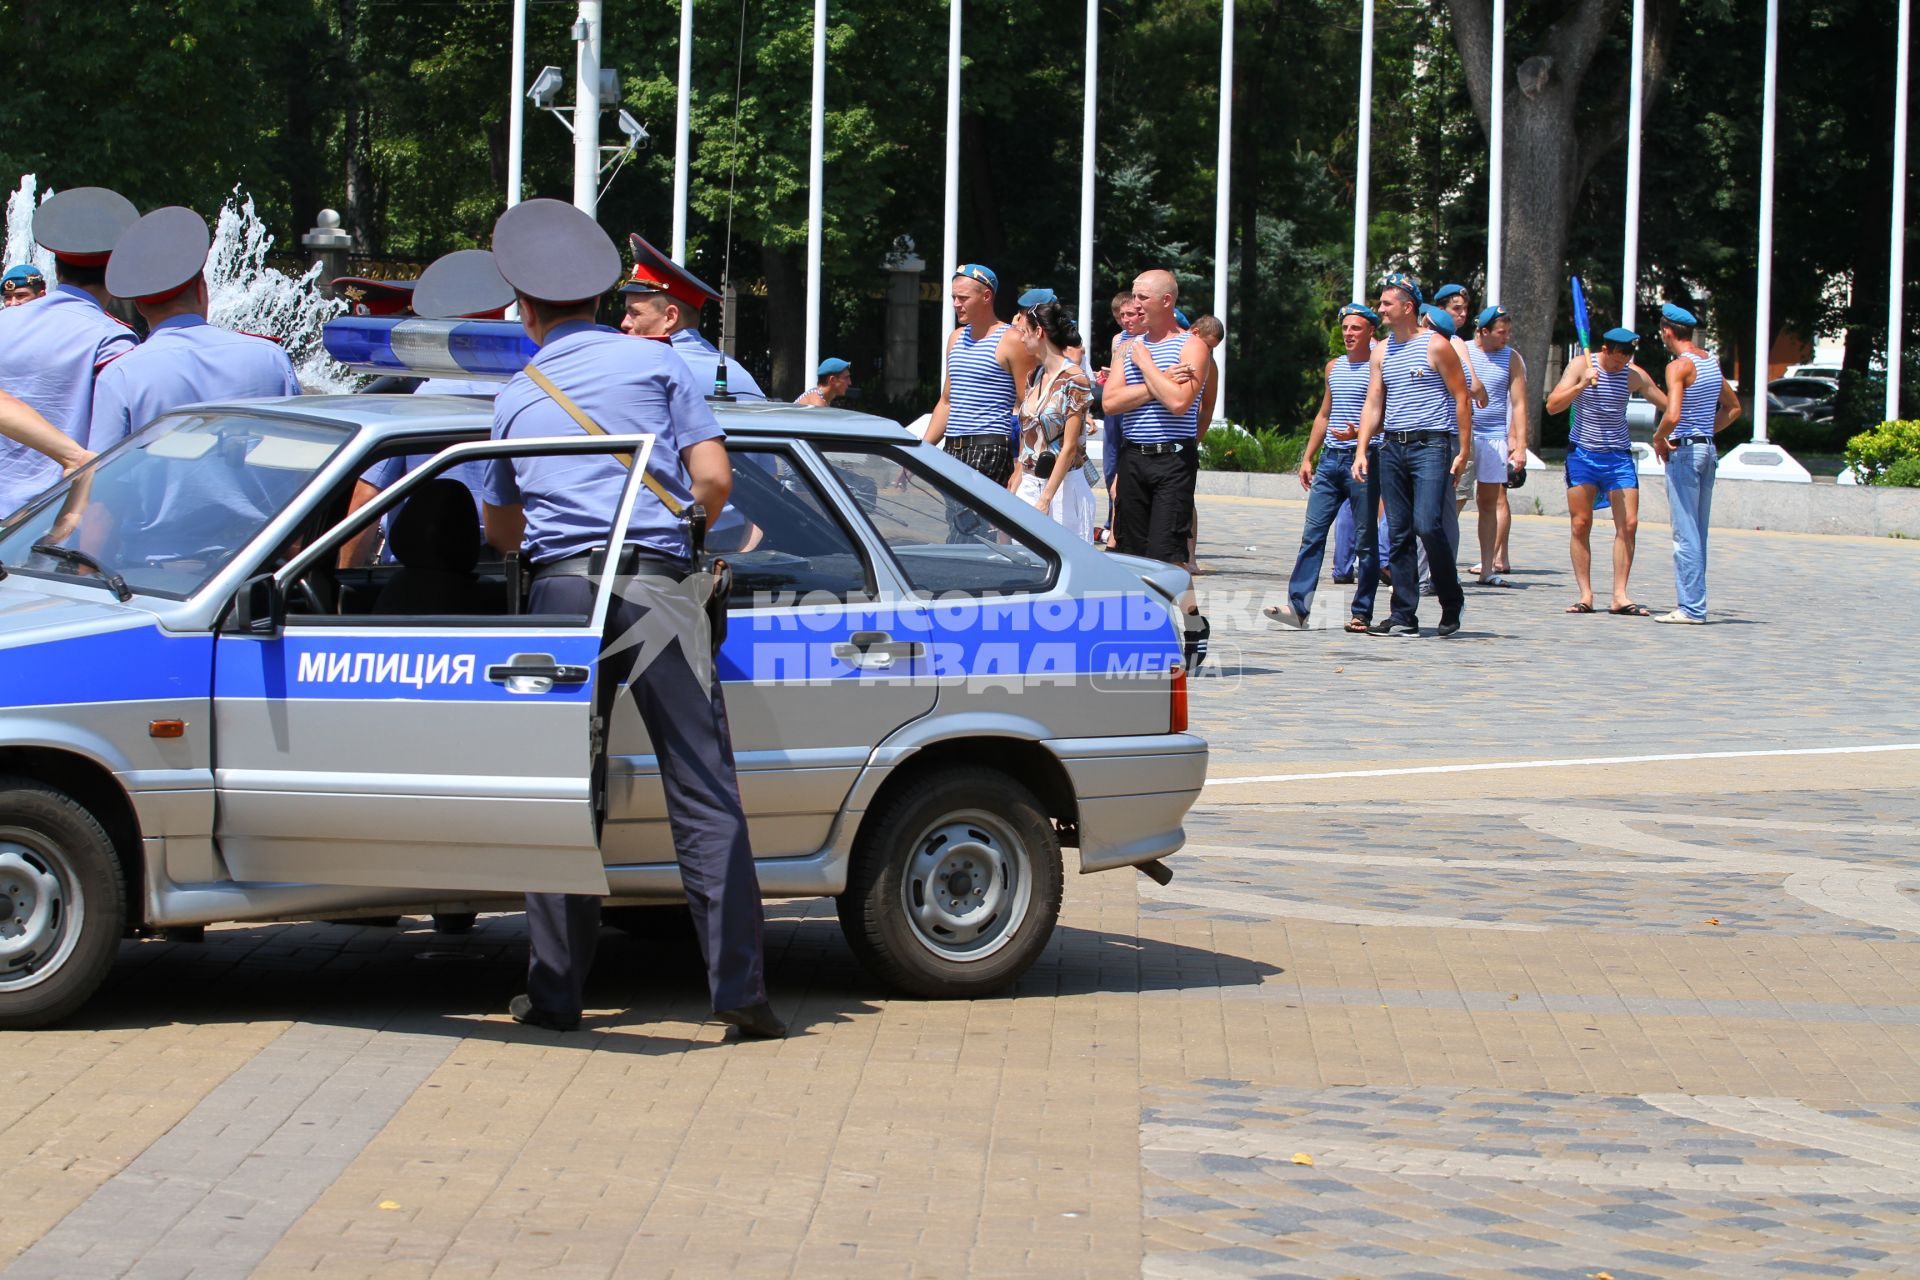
[523, 363, 684, 518]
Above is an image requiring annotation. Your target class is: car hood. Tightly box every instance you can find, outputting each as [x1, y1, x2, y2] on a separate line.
[0, 580, 155, 649]
[1106, 553, 1192, 605]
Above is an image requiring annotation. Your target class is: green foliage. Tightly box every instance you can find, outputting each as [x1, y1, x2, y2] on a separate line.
[1844, 421, 1920, 486]
[1198, 424, 1310, 474]
[1765, 415, 1850, 457]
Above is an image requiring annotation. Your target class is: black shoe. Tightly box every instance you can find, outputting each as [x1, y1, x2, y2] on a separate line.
[1332, 574, 1356, 585]
[1182, 612, 1211, 672]
[1436, 613, 1462, 637]
[716, 1000, 788, 1039]
[508, 994, 580, 1032]
[1368, 618, 1418, 636]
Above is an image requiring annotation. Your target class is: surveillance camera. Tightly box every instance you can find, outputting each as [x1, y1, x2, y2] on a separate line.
[528, 65, 565, 109]
[617, 110, 648, 146]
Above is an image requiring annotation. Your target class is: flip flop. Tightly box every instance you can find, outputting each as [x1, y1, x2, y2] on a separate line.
[1478, 575, 1515, 588]
[1565, 602, 1595, 613]
[1345, 616, 1370, 633]
[1609, 603, 1652, 617]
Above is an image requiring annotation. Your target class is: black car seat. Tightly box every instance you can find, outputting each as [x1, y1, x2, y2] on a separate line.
[371, 479, 491, 615]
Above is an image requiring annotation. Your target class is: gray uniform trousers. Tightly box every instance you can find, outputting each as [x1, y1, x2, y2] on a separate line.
[523, 569, 768, 1020]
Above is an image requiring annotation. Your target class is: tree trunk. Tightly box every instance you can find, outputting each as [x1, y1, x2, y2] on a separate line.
[1448, 0, 1676, 446]
[762, 243, 807, 400]
[338, 0, 375, 254]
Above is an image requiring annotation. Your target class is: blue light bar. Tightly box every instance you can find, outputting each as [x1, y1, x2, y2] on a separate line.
[323, 316, 537, 382]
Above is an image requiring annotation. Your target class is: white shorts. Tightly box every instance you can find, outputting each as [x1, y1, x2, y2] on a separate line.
[1473, 435, 1509, 485]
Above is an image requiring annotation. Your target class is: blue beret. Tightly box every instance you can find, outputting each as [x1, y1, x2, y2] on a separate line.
[2, 264, 44, 288]
[1432, 283, 1466, 302]
[1339, 302, 1381, 325]
[1016, 287, 1056, 308]
[816, 357, 851, 376]
[1420, 304, 1457, 337]
[1476, 304, 1508, 327]
[1380, 272, 1423, 305]
[1173, 308, 1191, 328]
[1661, 302, 1698, 327]
[1601, 327, 1640, 345]
[954, 263, 998, 294]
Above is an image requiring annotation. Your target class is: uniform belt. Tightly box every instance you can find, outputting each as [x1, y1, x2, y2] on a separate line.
[1132, 439, 1191, 455]
[531, 549, 691, 581]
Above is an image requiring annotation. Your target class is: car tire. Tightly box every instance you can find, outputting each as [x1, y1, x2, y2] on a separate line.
[0, 778, 125, 1031]
[837, 766, 1063, 998]
[432, 912, 478, 935]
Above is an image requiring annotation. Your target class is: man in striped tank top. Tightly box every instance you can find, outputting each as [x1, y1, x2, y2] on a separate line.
[1104, 268, 1212, 569]
[1353, 274, 1472, 636]
[1266, 303, 1381, 631]
[1465, 305, 1530, 586]
[927, 263, 1038, 541]
[1652, 303, 1741, 624]
[1545, 326, 1668, 616]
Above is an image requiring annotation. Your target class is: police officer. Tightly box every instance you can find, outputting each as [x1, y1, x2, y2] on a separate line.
[2, 264, 47, 306]
[89, 206, 301, 451]
[617, 233, 766, 400]
[0, 187, 139, 516]
[479, 199, 783, 1038]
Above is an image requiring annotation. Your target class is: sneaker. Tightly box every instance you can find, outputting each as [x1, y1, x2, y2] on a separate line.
[1653, 609, 1705, 625]
[1368, 618, 1418, 636]
[1183, 612, 1212, 671]
[1419, 582, 1437, 597]
[1436, 613, 1462, 637]
[1262, 601, 1307, 629]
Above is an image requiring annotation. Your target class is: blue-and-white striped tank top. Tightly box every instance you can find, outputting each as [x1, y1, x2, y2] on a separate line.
[946, 322, 1017, 437]
[1470, 346, 1512, 440]
[1571, 364, 1632, 451]
[1381, 333, 1454, 434]
[1324, 356, 1372, 452]
[1123, 332, 1200, 443]
[1673, 350, 1725, 440]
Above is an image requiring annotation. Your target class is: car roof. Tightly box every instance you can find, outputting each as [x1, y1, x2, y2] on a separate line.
[194, 393, 919, 445]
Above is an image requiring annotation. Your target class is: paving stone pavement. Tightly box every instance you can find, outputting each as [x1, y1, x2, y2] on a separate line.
[1, 494, 1916, 1278]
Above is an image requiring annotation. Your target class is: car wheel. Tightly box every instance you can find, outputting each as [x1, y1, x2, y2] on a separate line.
[837, 766, 1063, 998]
[432, 912, 478, 935]
[0, 778, 125, 1030]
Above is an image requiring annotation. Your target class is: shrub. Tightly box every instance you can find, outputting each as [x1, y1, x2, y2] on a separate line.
[1766, 414, 1850, 456]
[1843, 420, 1920, 486]
[1199, 424, 1311, 473]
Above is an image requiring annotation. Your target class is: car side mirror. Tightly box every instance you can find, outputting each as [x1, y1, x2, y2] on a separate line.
[239, 574, 285, 635]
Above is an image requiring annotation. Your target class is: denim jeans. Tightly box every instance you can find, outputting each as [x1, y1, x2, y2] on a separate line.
[1287, 446, 1380, 620]
[1664, 438, 1716, 619]
[1379, 433, 1464, 623]
[1333, 502, 1357, 578]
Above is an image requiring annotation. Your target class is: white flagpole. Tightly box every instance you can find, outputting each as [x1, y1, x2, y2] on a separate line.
[805, 0, 826, 383]
[1213, 0, 1234, 419]
[672, 0, 693, 262]
[507, 0, 527, 208]
[571, 1, 602, 216]
[1487, 0, 1505, 301]
[1352, 0, 1374, 302]
[1622, 0, 1645, 329]
[1078, 0, 1097, 351]
[942, 0, 962, 354]
[1890, 0, 1912, 423]
[1753, 0, 1779, 443]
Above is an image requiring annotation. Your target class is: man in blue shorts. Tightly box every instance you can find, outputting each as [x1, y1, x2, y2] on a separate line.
[1543, 326, 1668, 615]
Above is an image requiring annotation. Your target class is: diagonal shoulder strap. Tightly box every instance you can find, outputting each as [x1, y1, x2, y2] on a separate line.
[523, 363, 683, 518]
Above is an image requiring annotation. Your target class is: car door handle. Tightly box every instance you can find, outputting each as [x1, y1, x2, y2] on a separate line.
[831, 631, 926, 669]
[485, 655, 591, 694]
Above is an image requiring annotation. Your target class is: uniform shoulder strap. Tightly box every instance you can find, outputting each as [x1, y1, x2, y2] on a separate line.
[523, 362, 683, 518]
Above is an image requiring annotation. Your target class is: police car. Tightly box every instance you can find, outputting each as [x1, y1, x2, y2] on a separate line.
[0, 317, 1207, 1028]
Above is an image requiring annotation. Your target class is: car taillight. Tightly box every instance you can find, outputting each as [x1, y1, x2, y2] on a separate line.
[1170, 665, 1188, 733]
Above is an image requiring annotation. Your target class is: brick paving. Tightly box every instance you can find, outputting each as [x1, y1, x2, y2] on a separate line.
[1, 494, 1917, 1277]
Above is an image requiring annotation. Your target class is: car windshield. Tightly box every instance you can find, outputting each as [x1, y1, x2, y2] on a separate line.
[0, 411, 351, 601]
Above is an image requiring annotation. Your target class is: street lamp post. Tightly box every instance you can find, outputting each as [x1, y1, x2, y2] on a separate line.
[942, 0, 962, 355]
[1890, 0, 1912, 423]
[673, 0, 694, 262]
[572, 2, 603, 217]
[805, 0, 826, 383]
[1213, 0, 1234, 421]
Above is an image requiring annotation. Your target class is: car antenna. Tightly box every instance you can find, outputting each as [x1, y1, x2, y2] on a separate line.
[709, 0, 749, 405]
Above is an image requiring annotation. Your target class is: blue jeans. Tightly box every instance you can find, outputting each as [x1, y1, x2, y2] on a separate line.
[1379, 434, 1464, 623]
[1333, 502, 1357, 578]
[1664, 438, 1716, 619]
[1288, 447, 1380, 620]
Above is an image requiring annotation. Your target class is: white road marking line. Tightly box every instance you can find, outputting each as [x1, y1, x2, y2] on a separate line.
[1201, 741, 1920, 788]
[1140, 880, 1547, 931]
[1642, 1094, 1920, 1172]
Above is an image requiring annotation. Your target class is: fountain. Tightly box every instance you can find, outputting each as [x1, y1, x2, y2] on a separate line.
[6, 174, 356, 393]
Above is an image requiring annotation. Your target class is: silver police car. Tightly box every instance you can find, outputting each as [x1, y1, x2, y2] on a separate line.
[0, 367, 1205, 1029]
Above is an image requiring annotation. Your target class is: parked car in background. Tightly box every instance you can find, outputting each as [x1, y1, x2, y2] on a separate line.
[1784, 363, 1843, 381]
[1769, 376, 1839, 422]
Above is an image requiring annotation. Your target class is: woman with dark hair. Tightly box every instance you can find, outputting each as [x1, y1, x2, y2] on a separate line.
[1010, 297, 1096, 541]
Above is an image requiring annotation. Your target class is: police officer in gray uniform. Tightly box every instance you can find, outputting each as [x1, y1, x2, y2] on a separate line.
[617, 233, 766, 400]
[479, 199, 783, 1038]
[0, 187, 139, 515]
[89, 206, 301, 450]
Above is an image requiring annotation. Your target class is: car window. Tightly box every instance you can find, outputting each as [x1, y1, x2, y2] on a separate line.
[717, 447, 873, 605]
[818, 446, 1056, 597]
[0, 411, 351, 601]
